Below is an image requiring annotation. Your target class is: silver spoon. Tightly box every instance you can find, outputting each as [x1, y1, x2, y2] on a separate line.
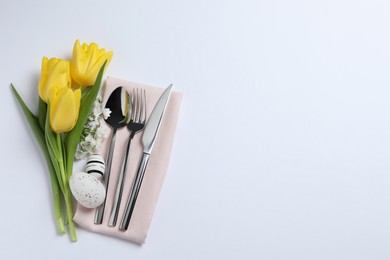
[94, 86, 129, 225]
[108, 88, 146, 227]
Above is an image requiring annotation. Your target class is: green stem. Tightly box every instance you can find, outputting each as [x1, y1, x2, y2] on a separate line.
[56, 133, 77, 241]
[49, 164, 66, 235]
[56, 134, 66, 185]
[44, 145, 65, 235]
[64, 189, 77, 242]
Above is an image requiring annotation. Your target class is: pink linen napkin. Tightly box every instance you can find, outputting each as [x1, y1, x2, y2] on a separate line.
[73, 76, 183, 244]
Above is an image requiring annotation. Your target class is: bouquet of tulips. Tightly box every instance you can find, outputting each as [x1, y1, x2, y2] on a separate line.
[11, 40, 113, 241]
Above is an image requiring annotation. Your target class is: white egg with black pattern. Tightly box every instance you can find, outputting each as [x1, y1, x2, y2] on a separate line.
[69, 172, 106, 209]
[86, 154, 105, 179]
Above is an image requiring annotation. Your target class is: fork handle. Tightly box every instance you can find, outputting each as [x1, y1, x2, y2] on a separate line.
[119, 152, 150, 231]
[108, 134, 134, 227]
[95, 128, 117, 225]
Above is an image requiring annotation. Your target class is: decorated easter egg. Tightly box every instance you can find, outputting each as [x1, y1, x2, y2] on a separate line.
[86, 154, 105, 179]
[69, 172, 106, 208]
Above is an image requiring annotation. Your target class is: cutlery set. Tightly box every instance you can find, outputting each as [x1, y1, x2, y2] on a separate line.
[94, 84, 173, 230]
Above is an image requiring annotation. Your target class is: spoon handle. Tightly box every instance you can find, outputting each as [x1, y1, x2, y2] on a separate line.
[95, 128, 117, 225]
[108, 134, 134, 226]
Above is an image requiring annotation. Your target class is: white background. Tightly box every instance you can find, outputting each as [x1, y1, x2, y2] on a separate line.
[1, 0, 390, 259]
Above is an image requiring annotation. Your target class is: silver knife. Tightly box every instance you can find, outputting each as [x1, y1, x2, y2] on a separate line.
[119, 84, 173, 231]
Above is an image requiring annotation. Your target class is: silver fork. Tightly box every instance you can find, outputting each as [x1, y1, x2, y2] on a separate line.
[108, 88, 146, 227]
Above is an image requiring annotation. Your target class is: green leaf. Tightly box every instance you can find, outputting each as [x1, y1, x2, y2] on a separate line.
[11, 84, 45, 153]
[38, 98, 47, 132]
[10, 84, 65, 234]
[81, 85, 92, 100]
[64, 61, 107, 178]
[46, 142, 64, 192]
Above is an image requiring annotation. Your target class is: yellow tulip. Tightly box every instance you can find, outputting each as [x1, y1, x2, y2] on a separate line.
[50, 87, 81, 133]
[38, 57, 72, 103]
[70, 39, 113, 87]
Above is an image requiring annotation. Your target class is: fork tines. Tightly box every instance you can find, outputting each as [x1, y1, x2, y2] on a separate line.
[130, 88, 146, 125]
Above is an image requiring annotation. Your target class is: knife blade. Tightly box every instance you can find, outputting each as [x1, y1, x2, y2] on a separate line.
[119, 84, 173, 231]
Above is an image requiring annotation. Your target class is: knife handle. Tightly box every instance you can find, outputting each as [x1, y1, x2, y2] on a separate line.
[119, 152, 150, 231]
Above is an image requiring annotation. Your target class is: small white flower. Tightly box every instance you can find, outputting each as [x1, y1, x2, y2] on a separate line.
[93, 143, 101, 153]
[75, 149, 87, 160]
[93, 106, 102, 117]
[95, 125, 108, 139]
[87, 120, 98, 129]
[102, 108, 111, 120]
[85, 134, 97, 145]
[75, 96, 110, 160]
[80, 136, 95, 153]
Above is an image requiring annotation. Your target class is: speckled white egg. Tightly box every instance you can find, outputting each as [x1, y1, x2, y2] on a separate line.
[69, 172, 106, 209]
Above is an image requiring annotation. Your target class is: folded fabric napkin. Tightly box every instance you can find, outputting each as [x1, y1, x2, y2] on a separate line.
[74, 76, 183, 244]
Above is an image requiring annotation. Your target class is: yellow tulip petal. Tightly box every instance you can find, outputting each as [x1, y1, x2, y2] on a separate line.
[50, 87, 80, 133]
[38, 58, 71, 103]
[38, 57, 49, 102]
[70, 39, 113, 87]
[73, 88, 81, 123]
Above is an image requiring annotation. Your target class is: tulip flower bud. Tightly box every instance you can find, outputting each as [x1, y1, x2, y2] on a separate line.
[38, 57, 72, 103]
[70, 39, 113, 87]
[50, 87, 81, 133]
